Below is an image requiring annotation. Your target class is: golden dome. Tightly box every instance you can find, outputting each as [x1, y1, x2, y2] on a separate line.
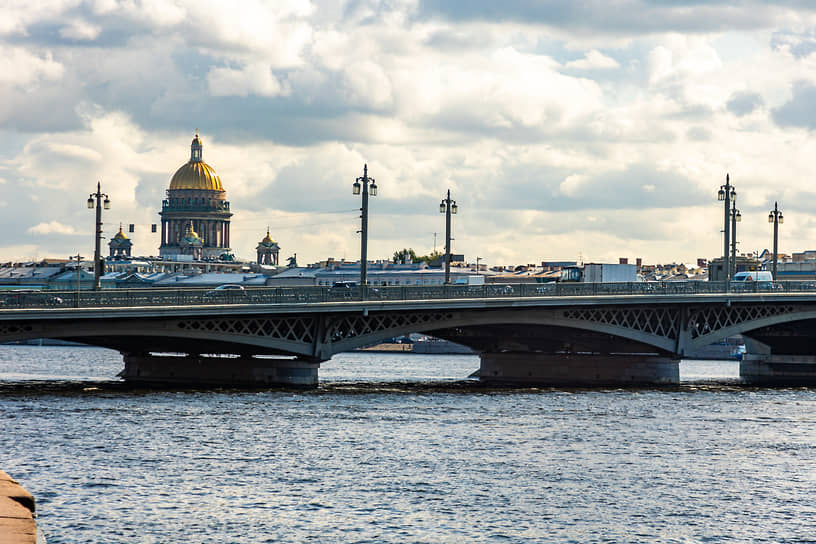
[180, 221, 203, 244]
[169, 131, 224, 191]
[261, 229, 275, 244]
[170, 162, 224, 191]
[113, 225, 128, 240]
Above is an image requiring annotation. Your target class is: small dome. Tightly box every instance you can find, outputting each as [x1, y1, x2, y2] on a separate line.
[180, 221, 203, 245]
[261, 229, 275, 244]
[113, 225, 128, 240]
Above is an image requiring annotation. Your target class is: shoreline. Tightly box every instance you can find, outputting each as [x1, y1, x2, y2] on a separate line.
[0, 470, 37, 544]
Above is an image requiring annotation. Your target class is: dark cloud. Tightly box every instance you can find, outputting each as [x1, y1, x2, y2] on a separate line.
[771, 30, 816, 59]
[475, 163, 708, 212]
[416, 1, 812, 34]
[726, 91, 764, 117]
[772, 81, 816, 130]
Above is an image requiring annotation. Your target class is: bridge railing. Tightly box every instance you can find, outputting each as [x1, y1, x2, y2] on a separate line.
[1, 280, 815, 309]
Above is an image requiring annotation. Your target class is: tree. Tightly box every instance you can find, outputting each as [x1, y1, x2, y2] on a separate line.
[392, 248, 418, 264]
[392, 248, 442, 265]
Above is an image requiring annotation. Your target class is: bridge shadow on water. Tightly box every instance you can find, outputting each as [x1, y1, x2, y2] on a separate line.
[0, 376, 801, 397]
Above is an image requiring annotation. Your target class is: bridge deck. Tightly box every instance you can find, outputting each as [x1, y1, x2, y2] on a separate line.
[0, 281, 814, 317]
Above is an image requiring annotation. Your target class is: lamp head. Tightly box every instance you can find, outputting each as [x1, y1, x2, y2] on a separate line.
[87, 197, 94, 209]
[353, 180, 361, 195]
[369, 181, 377, 196]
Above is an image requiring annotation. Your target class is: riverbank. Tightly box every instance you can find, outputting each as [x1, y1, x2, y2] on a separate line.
[357, 341, 475, 354]
[0, 471, 36, 544]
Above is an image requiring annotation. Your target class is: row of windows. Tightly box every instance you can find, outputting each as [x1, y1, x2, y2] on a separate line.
[163, 199, 229, 208]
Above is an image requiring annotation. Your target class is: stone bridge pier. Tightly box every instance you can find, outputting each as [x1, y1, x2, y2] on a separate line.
[430, 321, 681, 386]
[119, 354, 321, 387]
[739, 317, 816, 385]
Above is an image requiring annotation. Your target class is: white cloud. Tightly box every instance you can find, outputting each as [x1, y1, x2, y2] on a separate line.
[565, 50, 620, 70]
[2, 3, 816, 267]
[27, 221, 78, 235]
[559, 174, 589, 197]
[59, 19, 102, 41]
[46, 143, 103, 162]
[0, 46, 64, 86]
[207, 63, 287, 97]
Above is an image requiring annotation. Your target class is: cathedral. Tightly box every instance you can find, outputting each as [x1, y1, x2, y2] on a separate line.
[108, 131, 285, 268]
[159, 131, 233, 260]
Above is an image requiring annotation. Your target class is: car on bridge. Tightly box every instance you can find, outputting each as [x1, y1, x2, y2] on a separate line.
[202, 284, 248, 301]
[731, 271, 781, 292]
[0, 289, 64, 307]
[329, 281, 382, 299]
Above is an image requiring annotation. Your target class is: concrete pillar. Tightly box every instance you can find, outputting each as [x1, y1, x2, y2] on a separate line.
[740, 354, 816, 385]
[121, 354, 319, 386]
[478, 352, 680, 386]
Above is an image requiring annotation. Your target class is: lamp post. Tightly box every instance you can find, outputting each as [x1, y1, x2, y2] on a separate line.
[717, 174, 736, 282]
[439, 189, 458, 285]
[730, 200, 741, 279]
[87, 182, 110, 291]
[70, 254, 83, 292]
[768, 202, 784, 281]
[352, 164, 377, 293]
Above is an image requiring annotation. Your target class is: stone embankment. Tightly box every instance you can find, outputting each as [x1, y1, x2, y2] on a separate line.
[0, 471, 37, 544]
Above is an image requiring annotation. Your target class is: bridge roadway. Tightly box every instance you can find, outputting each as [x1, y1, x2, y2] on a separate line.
[1, 282, 816, 386]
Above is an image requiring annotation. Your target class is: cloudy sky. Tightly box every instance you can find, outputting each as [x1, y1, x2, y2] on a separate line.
[2, 0, 816, 267]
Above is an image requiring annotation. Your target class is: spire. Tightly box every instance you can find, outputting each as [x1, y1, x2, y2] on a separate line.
[190, 129, 203, 162]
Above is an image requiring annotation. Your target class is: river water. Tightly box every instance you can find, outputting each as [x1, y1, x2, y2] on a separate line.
[1, 345, 815, 543]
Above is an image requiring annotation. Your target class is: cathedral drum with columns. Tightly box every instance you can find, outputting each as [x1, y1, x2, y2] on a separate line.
[160, 131, 233, 260]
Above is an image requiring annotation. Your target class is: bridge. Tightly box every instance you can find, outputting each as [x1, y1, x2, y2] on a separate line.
[1, 282, 816, 386]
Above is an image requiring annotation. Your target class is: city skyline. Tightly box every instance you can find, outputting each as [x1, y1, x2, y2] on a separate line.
[2, 2, 816, 265]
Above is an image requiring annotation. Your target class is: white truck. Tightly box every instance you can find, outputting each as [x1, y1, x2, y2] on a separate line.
[454, 275, 485, 286]
[560, 263, 637, 283]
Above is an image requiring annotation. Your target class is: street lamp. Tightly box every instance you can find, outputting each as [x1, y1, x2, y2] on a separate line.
[440, 189, 458, 285]
[718, 173, 736, 282]
[768, 201, 784, 281]
[730, 200, 741, 279]
[353, 164, 377, 293]
[87, 182, 111, 290]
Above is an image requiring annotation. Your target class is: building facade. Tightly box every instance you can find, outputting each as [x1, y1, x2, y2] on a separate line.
[159, 131, 233, 260]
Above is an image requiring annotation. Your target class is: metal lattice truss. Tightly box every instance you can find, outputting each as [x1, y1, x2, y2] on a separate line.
[0, 323, 34, 336]
[174, 310, 456, 357]
[562, 306, 680, 342]
[177, 316, 316, 344]
[325, 311, 454, 346]
[689, 304, 797, 340]
[559, 303, 815, 354]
